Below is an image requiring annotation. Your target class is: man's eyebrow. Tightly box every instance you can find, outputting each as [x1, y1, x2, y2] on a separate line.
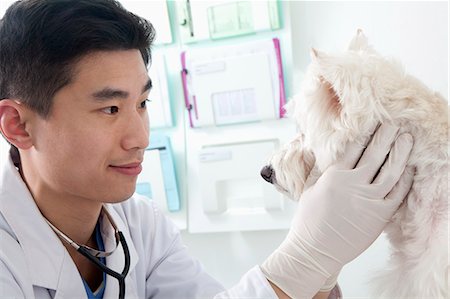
[143, 78, 152, 93]
[91, 88, 129, 100]
[91, 78, 152, 101]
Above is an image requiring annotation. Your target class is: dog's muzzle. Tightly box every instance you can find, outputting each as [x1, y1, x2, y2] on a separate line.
[260, 165, 275, 184]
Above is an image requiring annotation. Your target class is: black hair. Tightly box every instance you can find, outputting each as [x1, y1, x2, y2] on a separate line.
[0, 0, 155, 117]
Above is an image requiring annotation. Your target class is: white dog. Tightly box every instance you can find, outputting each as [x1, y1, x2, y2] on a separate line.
[261, 30, 448, 298]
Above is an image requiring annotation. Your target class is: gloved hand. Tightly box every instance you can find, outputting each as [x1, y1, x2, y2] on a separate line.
[320, 270, 340, 292]
[261, 123, 414, 299]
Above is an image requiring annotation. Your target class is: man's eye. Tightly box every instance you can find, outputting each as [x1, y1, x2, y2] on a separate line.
[102, 106, 119, 114]
[140, 99, 150, 109]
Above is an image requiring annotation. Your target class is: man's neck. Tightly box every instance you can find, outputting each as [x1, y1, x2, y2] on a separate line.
[37, 196, 102, 245]
[18, 156, 102, 245]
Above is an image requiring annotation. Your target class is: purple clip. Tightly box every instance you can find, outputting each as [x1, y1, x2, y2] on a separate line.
[180, 51, 194, 128]
[272, 38, 286, 118]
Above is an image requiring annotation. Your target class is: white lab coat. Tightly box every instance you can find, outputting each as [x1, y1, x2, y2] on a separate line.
[0, 151, 341, 299]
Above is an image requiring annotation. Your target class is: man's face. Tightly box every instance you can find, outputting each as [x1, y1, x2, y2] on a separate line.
[26, 50, 150, 203]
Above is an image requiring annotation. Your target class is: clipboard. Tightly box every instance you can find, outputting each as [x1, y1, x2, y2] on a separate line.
[181, 38, 286, 128]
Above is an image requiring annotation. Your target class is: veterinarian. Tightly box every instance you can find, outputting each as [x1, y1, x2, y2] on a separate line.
[0, 1, 414, 299]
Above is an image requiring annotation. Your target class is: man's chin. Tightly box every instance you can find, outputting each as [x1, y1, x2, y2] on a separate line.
[101, 187, 136, 204]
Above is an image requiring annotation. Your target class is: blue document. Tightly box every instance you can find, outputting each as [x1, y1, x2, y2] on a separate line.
[146, 133, 180, 212]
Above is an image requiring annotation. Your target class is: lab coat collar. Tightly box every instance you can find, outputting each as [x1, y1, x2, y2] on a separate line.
[0, 151, 139, 297]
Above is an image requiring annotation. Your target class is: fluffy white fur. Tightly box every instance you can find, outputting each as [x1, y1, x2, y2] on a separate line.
[265, 30, 449, 298]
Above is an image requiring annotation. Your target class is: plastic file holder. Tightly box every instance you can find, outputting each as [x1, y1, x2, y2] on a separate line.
[186, 129, 299, 233]
[207, 2, 254, 39]
[181, 38, 286, 128]
[148, 53, 173, 128]
[177, 0, 281, 43]
[198, 140, 284, 214]
[136, 133, 180, 212]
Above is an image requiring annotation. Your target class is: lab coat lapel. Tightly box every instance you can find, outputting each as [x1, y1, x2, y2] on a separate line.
[53, 253, 88, 299]
[101, 205, 139, 298]
[0, 152, 73, 293]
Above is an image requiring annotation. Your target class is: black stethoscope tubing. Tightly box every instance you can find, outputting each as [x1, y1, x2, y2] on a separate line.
[77, 231, 130, 299]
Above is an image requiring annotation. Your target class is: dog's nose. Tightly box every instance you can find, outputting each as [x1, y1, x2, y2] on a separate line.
[260, 165, 275, 184]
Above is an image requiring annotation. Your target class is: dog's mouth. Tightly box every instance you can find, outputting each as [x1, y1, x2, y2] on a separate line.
[260, 165, 275, 184]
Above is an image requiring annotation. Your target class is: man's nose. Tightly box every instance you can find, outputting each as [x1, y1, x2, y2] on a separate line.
[260, 165, 275, 184]
[121, 114, 149, 151]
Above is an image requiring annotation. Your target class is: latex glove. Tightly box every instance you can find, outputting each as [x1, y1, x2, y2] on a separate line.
[320, 270, 340, 292]
[261, 123, 414, 299]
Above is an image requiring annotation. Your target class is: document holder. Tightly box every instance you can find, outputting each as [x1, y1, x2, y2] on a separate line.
[136, 133, 180, 212]
[181, 38, 286, 128]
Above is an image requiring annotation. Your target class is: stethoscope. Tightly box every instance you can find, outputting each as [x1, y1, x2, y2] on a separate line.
[45, 206, 130, 299]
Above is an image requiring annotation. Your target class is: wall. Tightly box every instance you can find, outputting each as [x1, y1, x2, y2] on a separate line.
[289, 1, 448, 97]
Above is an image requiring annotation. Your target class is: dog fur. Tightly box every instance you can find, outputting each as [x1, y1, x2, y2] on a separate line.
[263, 30, 449, 298]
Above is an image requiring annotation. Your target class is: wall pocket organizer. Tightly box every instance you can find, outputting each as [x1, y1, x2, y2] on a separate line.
[181, 38, 286, 128]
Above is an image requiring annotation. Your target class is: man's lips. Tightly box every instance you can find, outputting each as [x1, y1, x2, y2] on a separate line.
[109, 162, 143, 176]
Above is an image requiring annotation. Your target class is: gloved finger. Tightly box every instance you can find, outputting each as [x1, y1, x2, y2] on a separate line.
[334, 122, 379, 170]
[365, 165, 415, 221]
[371, 133, 413, 196]
[355, 123, 400, 183]
[384, 165, 414, 205]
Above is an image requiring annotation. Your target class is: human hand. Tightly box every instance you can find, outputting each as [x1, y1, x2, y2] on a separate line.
[319, 270, 340, 292]
[261, 123, 414, 299]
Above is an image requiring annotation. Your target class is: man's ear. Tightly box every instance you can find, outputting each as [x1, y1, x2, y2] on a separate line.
[0, 100, 33, 150]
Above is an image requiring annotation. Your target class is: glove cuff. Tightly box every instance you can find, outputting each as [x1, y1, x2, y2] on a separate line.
[320, 270, 340, 292]
[261, 247, 329, 299]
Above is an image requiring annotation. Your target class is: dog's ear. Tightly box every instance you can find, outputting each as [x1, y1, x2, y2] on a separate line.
[348, 29, 374, 52]
[310, 48, 326, 61]
[310, 48, 319, 60]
